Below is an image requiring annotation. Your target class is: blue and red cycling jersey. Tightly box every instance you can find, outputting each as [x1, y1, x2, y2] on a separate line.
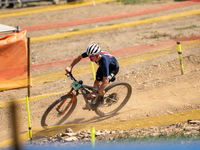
[82, 51, 119, 77]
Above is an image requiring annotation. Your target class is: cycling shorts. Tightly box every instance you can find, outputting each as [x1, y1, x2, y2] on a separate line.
[96, 66, 119, 82]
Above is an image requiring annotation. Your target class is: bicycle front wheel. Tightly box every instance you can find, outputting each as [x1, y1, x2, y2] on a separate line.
[95, 81, 132, 117]
[41, 94, 77, 127]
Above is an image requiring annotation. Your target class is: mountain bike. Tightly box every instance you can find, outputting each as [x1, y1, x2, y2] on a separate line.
[41, 72, 132, 127]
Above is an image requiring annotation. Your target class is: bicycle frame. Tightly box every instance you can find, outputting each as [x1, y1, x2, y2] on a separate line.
[56, 73, 99, 113]
[79, 84, 99, 110]
[56, 91, 75, 115]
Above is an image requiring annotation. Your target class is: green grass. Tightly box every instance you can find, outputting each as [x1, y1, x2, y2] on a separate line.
[174, 25, 200, 30]
[141, 31, 170, 39]
[142, 31, 185, 39]
[169, 33, 184, 39]
[174, 0, 187, 1]
[150, 32, 169, 39]
[69, 29, 79, 32]
[106, 24, 114, 26]
[119, 0, 154, 5]
[140, 17, 150, 20]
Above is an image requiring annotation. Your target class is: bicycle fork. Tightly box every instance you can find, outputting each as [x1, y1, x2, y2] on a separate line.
[56, 91, 75, 115]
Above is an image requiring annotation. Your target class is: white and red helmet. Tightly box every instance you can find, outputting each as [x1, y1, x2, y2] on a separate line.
[86, 44, 101, 56]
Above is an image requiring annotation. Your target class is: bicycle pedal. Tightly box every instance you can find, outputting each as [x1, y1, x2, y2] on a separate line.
[90, 101, 103, 108]
[82, 105, 90, 110]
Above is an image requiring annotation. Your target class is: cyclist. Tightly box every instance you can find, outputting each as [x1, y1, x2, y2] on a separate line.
[65, 44, 119, 109]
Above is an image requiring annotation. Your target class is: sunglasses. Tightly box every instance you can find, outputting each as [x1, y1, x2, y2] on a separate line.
[89, 55, 96, 59]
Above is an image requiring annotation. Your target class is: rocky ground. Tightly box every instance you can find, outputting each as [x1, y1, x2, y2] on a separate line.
[25, 119, 200, 147]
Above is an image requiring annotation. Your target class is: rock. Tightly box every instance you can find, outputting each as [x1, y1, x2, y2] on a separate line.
[188, 120, 200, 124]
[151, 132, 159, 136]
[190, 130, 200, 134]
[187, 119, 193, 123]
[119, 131, 124, 134]
[95, 131, 105, 136]
[104, 130, 111, 134]
[176, 123, 182, 128]
[55, 133, 62, 138]
[80, 133, 90, 138]
[48, 137, 53, 141]
[110, 130, 116, 134]
[184, 132, 191, 135]
[109, 137, 114, 141]
[50, 138, 57, 142]
[65, 128, 73, 133]
[160, 130, 165, 133]
[82, 138, 90, 141]
[167, 110, 174, 114]
[86, 129, 91, 134]
[52, 0, 59, 4]
[63, 136, 78, 142]
[80, 130, 88, 135]
[184, 127, 200, 131]
[62, 133, 77, 137]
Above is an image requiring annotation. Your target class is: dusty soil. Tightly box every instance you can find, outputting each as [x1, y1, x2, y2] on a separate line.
[0, 0, 200, 144]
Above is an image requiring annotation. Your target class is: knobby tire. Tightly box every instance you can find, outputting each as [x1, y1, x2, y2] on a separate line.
[41, 94, 77, 127]
[95, 81, 132, 117]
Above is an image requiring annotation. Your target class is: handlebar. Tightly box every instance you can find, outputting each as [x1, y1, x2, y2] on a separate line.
[67, 72, 77, 82]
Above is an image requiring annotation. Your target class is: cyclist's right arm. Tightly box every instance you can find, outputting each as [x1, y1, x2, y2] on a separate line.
[65, 54, 83, 74]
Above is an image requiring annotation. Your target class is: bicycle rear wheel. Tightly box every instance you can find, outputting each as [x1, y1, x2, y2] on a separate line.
[95, 81, 132, 117]
[41, 94, 77, 127]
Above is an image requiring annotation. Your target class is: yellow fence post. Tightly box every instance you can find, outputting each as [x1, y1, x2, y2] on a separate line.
[119, 0, 121, 5]
[177, 41, 184, 75]
[26, 95, 32, 142]
[91, 62, 96, 81]
[26, 37, 32, 142]
[91, 126, 95, 148]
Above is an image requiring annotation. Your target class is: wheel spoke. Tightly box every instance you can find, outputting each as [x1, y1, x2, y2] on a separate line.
[45, 99, 71, 126]
[41, 94, 77, 127]
[95, 81, 132, 116]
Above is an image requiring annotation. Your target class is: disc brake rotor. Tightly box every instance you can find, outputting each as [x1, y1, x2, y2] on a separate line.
[106, 93, 118, 104]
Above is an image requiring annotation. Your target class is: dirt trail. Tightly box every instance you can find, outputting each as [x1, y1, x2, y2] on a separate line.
[0, 49, 199, 143]
[20, 0, 199, 31]
[0, 0, 200, 144]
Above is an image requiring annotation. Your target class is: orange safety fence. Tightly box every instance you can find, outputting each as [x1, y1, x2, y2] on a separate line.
[0, 30, 27, 91]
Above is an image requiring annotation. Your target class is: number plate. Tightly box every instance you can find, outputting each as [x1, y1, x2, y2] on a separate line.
[71, 81, 81, 90]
